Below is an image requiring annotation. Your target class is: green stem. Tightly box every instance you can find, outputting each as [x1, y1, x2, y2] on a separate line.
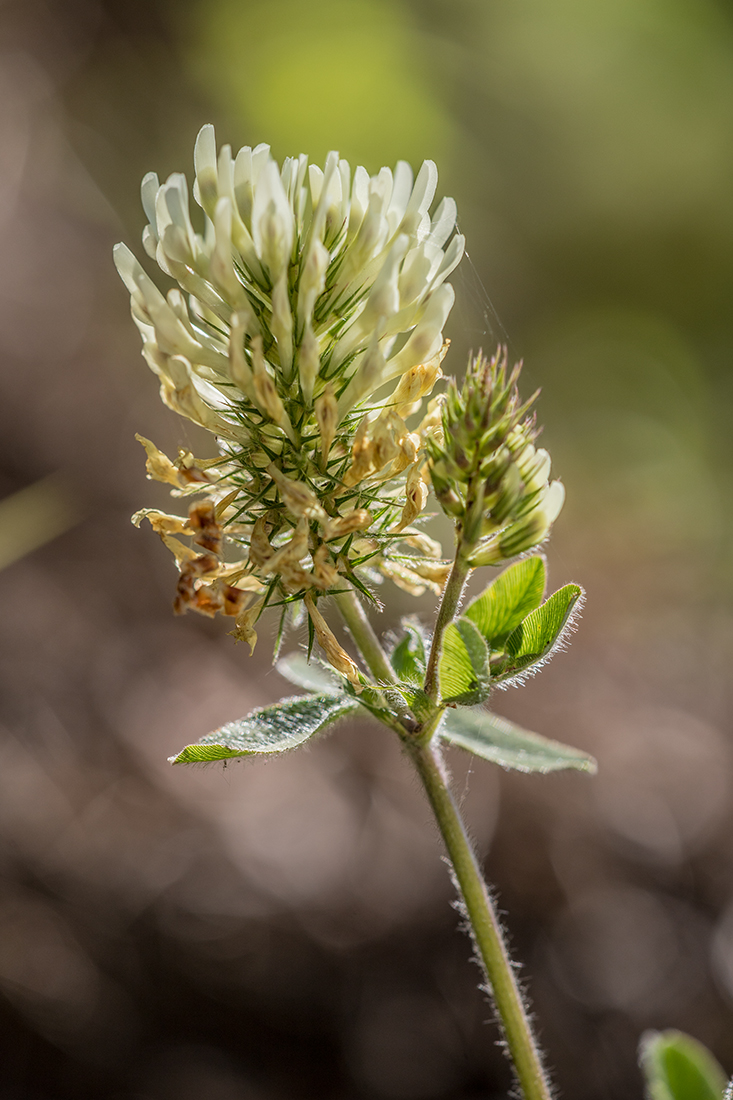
[336, 585, 554, 1100]
[407, 738, 553, 1100]
[334, 586, 414, 737]
[334, 587, 396, 685]
[423, 549, 472, 701]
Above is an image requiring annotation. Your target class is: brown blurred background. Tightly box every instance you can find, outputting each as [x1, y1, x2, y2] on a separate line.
[2, 0, 733, 1096]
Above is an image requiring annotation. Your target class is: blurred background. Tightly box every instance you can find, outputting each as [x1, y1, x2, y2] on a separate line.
[1, 0, 733, 1096]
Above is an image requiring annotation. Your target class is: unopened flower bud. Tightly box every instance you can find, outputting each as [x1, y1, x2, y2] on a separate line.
[298, 322, 320, 407]
[315, 385, 338, 468]
[251, 337, 295, 441]
[271, 273, 294, 378]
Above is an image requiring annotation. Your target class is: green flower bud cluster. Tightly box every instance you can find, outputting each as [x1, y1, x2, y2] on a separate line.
[426, 348, 565, 566]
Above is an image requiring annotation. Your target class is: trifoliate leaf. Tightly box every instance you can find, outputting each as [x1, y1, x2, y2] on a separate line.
[441, 706, 596, 773]
[170, 693, 358, 764]
[464, 556, 546, 647]
[496, 583, 583, 680]
[390, 618, 428, 683]
[639, 1030, 727, 1100]
[438, 619, 491, 706]
[276, 652, 341, 693]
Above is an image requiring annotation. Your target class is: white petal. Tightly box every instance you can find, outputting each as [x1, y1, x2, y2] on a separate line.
[141, 172, 159, 232]
[194, 124, 218, 213]
[427, 196, 457, 248]
[113, 242, 144, 294]
[217, 144, 235, 198]
[251, 158, 295, 280]
[387, 160, 413, 232]
[308, 163, 324, 208]
[251, 143, 272, 184]
[347, 165, 370, 240]
[430, 233, 465, 289]
[233, 146, 254, 222]
[371, 167, 393, 216]
[383, 283, 455, 380]
[402, 160, 438, 233]
[362, 233, 408, 322]
[542, 480, 565, 524]
[142, 223, 157, 260]
[398, 242, 439, 307]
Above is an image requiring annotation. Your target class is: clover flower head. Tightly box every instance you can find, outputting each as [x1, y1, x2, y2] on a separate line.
[116, 126, 464, 652]
[426, 348, 565, 565]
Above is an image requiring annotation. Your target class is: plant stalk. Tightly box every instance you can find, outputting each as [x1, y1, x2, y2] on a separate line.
[336, 585, 554, 1100]
[407, 738, 553, 1100]
[423, 549, 471, 701]
[334, 587, 397, 685]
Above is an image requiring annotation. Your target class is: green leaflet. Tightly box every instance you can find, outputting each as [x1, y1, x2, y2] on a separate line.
[438, 619, 491, 706]
[441, 706, 596, 773]
[495, 583, 583, 680]
[390, 618, 428, 683]
[276, 652, 341, 693]
[640, 1030, 727, 1100]
[464, 556, 546, 647]
[170, 693, 358, 764]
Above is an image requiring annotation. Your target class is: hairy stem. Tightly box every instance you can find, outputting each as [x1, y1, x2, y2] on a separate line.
[423, 549, 472, 701]
[407, 738, 553, 1100]
[337, 586, 554, 1100]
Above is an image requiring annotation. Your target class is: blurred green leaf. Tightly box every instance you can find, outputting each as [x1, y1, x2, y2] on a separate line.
[439, 619, 491, 706]
[495, 584, 583, 680]
[640, 1030, 727, 1100]
[464, 556, 546, 647]
[441, 706, 596, 774]
[170, 694, 357, 764]
[390, 618, 427, 683]
[276, 652, 341, 693]
[0, 474, 80, 572]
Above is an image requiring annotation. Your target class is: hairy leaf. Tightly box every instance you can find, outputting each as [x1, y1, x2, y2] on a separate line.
[441, 706, 596, 773]
[640, 1030, 727, 1100]
[276, 652, 341, 693]
[170, 693, 357, 764]
[343, 680, 405, 727]
[464, 556, 546, 647]
[496, 583, 583, 679]
[394, 682, 434, 723]
[390, 618, 427, 683]
[439, 619, 491, 706]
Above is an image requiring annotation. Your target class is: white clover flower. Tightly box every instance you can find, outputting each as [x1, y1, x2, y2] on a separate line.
[116, 126, 464, 650]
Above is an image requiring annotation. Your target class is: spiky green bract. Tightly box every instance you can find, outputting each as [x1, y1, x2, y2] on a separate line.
[426, 348, 565, 565]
